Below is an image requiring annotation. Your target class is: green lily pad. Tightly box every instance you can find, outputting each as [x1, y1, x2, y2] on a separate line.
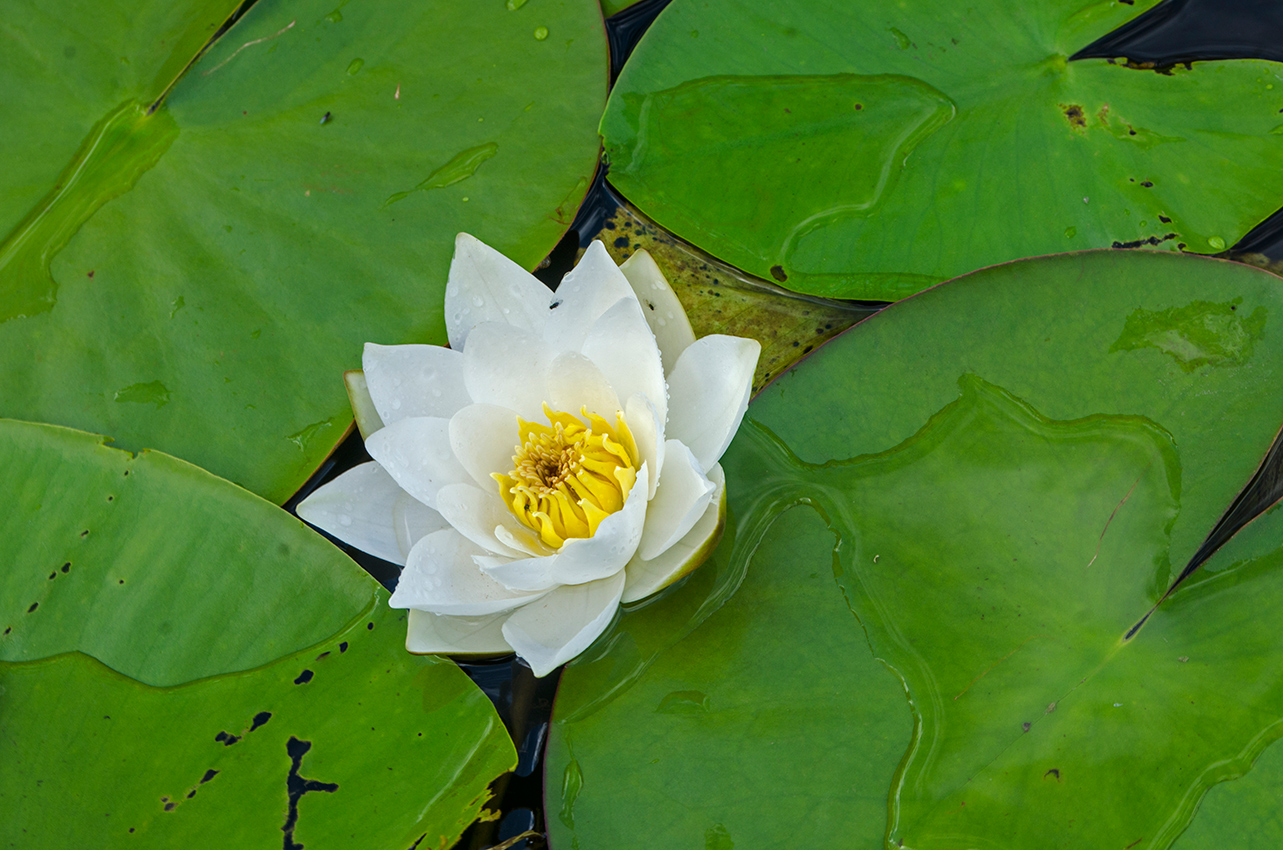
[602, 0, 1283, 299]
[601, 0, 645, 16]
[1165, 502, 1283, 850]
[0, 0, 606, 503]
[0, 419, 515, 847]
[547, 251, 1283, 848]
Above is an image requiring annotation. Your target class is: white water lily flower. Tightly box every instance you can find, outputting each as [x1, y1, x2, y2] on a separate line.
[298, 234, 759, 677]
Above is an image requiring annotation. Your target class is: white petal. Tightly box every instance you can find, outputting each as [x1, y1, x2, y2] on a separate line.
[296, 462, 409, 565]
[365, 416, 470, 510]
[623, 464, 726, 604]
[435, 482, 530, 559]
[363, 343, 470, 426]
[582, 297, 668, 448]
[544, 240, 636, 353]
[344, 370, 385, 439]
[624, 392, 665, 500]
[405, 608, 513, 655]
[445, 233, 554, 350]
[546, 352, 621, 418]
[619, 249, 696, 375]
[462, 321, 552, 420]
[390, 529, 546, 616]
[494, 524, 551, 558]
[502, 572, 626, 677]
[481, 463, 650, 592]
[449, 403, 520, 491]
[637, 441, 716, 561]
[393, 492, 450, 559]
[665, 335, 760, 471]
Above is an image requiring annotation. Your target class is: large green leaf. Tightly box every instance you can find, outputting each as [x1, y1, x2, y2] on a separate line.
[0, 419, 373, 684]
[602, 0, 1283, 299]
[547, 251, 1283, 849]
[0, 0, 606, 503]
[0, 419, 516, 847]
[1166, 503, 1283, 850]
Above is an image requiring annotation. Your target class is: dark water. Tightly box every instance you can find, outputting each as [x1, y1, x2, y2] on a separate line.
[284, 2, 1283, 847]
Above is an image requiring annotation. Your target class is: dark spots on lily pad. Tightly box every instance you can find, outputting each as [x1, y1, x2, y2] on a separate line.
[769, 265, 788, 282]
[1159, 214, 1172, 223]
[1062, 104, 1086, 128]
[283, 737, 339, 850]
[200, 769, 219, 784]
[1111, 233, 1177, 249]
[214, 731, 242, 746]
[27, 603, 38, 613]
[367, 621, 374, 630]
[339, 641, 349, 653]
[294, 669, 314, 685]
[1044, 768, 1062, 781]
[251, 711, 272, 731]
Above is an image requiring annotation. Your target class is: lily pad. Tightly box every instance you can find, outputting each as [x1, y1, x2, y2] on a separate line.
[547, 251, 1283, 848]
[602, 0, 1283, 299]
[0, 0, 606, 503]
[601, 0, 646, 17]
[0, 419, 515, 846]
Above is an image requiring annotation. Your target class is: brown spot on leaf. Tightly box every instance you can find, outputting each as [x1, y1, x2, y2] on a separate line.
[1062, 104, 1086, 128]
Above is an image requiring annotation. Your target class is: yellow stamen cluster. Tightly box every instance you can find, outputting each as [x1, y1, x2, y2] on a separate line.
[494, 405, 639, 549]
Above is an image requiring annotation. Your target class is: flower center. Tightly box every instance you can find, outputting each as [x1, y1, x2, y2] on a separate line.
[494, 405, 638, 549]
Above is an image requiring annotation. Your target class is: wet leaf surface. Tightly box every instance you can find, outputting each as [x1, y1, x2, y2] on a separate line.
[603, 0, 1283, 299]
[0, 419, 516, 847]
[547, 251, 1283, 848]
[0, 0, 606, 503]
